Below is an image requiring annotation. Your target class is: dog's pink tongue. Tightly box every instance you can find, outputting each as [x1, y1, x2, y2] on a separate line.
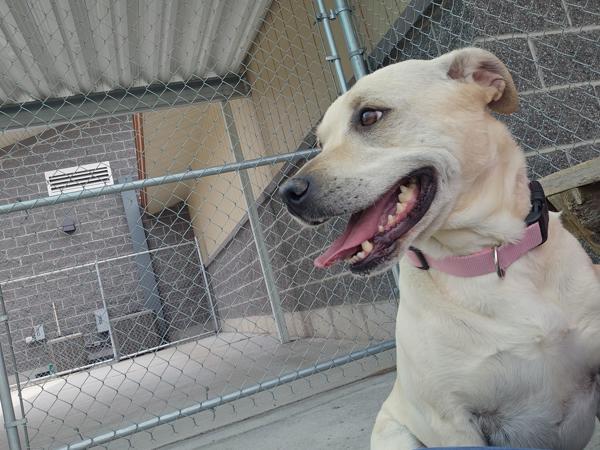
[314, 188, 395, 268]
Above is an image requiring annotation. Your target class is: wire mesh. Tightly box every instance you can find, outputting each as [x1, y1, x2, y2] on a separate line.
[352, 0, 600, 178]
[0, 0, 597, 449]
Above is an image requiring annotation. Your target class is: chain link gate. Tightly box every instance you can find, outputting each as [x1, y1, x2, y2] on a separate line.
[0, 1, 598, 449]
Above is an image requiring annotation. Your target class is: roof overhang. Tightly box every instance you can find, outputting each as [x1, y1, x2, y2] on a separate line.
[0, 74, 249, 131]
[0, 0, 270, 130]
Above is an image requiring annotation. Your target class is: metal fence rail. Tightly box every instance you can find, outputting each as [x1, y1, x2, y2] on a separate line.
[2, 241, 218, 371]
[0, 0, 598, 449]
[0, 149, 320, 215]
[54, 339, 396, 450]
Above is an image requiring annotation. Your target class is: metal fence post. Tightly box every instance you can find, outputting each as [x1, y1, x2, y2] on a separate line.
[315, 0, 349, 94]
[392, 265, 401, 302]
[0, 288, 22, 450]
[0, 344, 21, 450]
[120, 185, 168, 343]
[0, 150, 319, 216]
[220, 102, 290, 344]
[0, 285, 29, 449]
[193, 237, 220, 334]
[334, 0, 368, 80]
[319, 0, 400, 296]
[94, 263, 120, 362]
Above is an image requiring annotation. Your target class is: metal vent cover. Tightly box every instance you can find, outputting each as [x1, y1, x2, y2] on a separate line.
[44, 161, 114, 196]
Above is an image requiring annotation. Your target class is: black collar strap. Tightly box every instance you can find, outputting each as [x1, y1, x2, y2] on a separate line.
[525, 180, 549, 246]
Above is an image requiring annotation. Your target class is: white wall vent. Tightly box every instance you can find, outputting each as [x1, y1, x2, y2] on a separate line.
[45, 161, 114, 196]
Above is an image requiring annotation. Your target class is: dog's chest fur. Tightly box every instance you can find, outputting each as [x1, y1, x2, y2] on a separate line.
[464, 329, 598, 449]
[396, 240, 600, 449]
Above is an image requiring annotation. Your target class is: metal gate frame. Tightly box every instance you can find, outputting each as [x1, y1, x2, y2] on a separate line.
[0, 2, 397, 449]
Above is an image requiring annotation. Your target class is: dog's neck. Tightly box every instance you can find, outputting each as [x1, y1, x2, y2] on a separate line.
[418, 122, 531, 259]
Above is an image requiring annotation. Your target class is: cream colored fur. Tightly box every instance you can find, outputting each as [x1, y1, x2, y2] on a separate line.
[296, 48, 600, 449]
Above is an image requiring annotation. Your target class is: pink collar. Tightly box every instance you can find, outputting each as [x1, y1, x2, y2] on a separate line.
[406, 181, 549, 278]
[407, 222, 544, 278]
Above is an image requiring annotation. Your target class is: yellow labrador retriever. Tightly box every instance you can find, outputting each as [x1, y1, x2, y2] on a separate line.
[279, 48, 600, 449]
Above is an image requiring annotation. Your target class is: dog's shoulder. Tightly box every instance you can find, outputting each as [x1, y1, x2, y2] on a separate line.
[539, 213, 599, 305]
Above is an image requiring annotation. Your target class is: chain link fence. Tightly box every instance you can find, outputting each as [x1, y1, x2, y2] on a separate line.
[353, 0, 600, 177]
[0, 0, 598, 449]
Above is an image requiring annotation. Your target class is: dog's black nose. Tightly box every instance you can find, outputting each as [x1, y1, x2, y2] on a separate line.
[279, 177, 311, 206]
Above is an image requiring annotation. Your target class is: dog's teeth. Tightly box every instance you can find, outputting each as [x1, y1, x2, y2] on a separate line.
[396, 202, 405, 214]
[387, 215, 395, 225]
[378, 225, 384, 233]
[361, 240, 373, 253]
[398, 190, 411, 203]
[356, 251, 366, 260]
[398, 187, 408, 201]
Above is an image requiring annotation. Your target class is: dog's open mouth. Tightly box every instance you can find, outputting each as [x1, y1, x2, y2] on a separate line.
[314, 167, 437, 272]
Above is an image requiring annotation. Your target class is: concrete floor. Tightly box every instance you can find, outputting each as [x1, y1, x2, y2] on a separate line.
[4, 332, 600, 450]
[163, 371, 396, 450]
[0, 332, 395, 449]
[166, 370, 600, 450]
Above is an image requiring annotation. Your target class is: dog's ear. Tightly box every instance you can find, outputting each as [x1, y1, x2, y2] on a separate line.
[446, 47, 519, 114]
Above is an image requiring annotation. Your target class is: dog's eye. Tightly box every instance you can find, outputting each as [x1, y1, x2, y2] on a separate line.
[359, 109, 383, 127]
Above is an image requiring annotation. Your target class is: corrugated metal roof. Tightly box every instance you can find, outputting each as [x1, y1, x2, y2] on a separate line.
[0, 0, 270, 106]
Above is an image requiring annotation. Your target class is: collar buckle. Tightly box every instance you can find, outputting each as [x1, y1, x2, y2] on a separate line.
[493, 246, 505, 279]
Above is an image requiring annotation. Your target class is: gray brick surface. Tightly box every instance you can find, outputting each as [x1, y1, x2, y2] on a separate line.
[468, 0, 568, 35]
[478, 38, 541, 91]
[0, 117, 150, 376]
[533, 30, 600, 86]
[565, 0, 600, 26]
[141, 202, 215, 340]
[505, 87, 600, 151]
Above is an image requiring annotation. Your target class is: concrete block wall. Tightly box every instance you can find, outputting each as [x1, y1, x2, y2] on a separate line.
[363, 0, 599, 178]
[141, 202, 215, 341]
[0, 117, 221, 375]
[0, 117, 147, 375]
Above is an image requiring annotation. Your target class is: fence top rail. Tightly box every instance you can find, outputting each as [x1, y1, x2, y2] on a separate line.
[0, 148, 319, 215]
[2, 240, 196, 286]
[11, 329, 216, 391]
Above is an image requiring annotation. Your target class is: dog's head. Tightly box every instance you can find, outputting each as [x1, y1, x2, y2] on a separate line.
[279, 48, 520, 276]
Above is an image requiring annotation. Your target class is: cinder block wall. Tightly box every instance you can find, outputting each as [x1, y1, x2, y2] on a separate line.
[141, 202, 215, 341]
[0, 116, 215, 376]
[0, 117, 145, 375]
[360, 0, 599, 177]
